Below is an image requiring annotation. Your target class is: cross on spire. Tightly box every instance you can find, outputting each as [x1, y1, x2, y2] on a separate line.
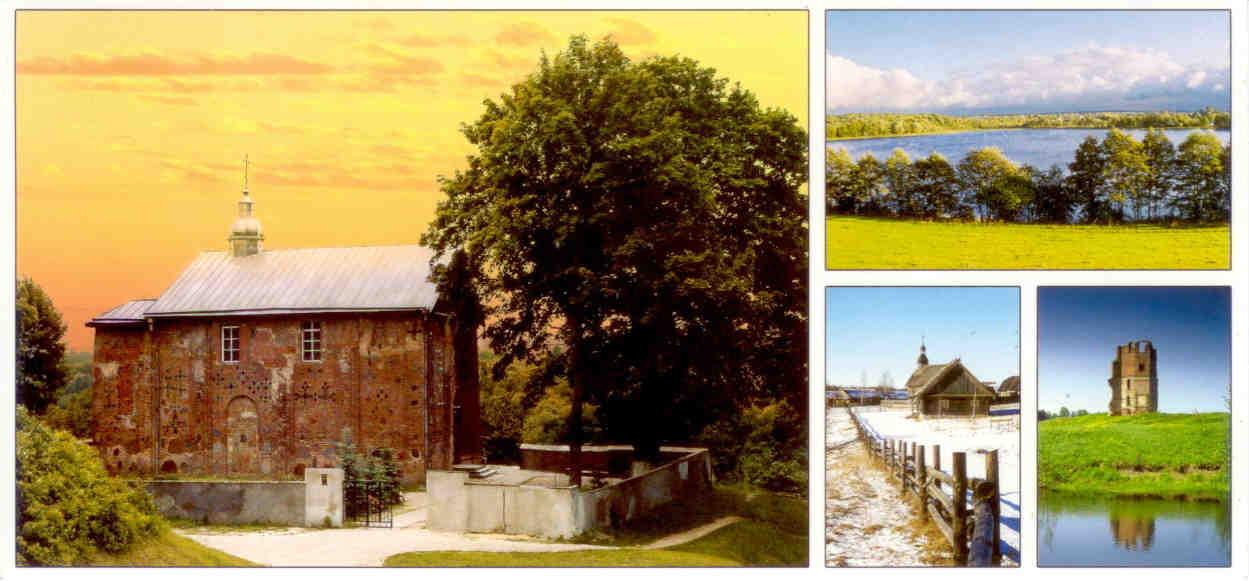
[243, 154, 250, 194]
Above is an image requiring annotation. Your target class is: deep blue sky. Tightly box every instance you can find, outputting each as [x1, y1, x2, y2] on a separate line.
[825, 287, 1019, 390]
[826, 10, 1231, 114]
[1038, 287, 1231, 414]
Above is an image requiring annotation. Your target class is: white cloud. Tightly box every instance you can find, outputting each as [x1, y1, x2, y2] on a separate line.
[827, 45, 1229, 113]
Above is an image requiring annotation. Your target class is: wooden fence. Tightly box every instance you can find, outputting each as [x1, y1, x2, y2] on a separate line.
[846, 408, 1001, 566]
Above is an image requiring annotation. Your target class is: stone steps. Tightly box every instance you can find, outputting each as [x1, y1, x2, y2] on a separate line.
[452, 464, 499, 480]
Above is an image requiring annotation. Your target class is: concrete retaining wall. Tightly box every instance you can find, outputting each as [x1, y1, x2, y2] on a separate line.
[146, 468, 344, 527]
[519, 444, 634, 476]
[577, 447, 714, 531]
[427, 447, 712, 538]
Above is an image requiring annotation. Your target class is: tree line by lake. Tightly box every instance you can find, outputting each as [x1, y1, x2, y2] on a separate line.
[827, 110, 1230, 140]
[826, 128, 1230, 224]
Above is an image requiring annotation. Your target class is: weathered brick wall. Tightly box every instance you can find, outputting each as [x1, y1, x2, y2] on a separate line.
[92, 326, 158, 474]
[91, 310, 459, 485]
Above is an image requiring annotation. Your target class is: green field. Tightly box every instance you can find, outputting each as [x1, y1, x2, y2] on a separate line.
[1038, 413, 1229, 500]
[386, 485, 807, 567]
[826, 217, 1229, 269]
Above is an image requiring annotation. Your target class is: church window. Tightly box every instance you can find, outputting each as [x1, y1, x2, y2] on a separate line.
[221, 326, 240, 363]
[302, 321, 323, 362]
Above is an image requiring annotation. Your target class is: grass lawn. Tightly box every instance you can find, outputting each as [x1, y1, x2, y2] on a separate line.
[385, 485, 807, 567]
[83, 530, 257, 567]
[1038, 413, 1229, 499]
[825, 216, 1229, 269]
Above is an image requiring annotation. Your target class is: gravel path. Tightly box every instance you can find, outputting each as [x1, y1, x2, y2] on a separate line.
[181, 492, 611, 567]
[643, 516, 743, 549]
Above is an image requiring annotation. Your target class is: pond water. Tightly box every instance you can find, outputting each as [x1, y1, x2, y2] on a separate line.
[828, 128, 1231, 169]
[1038, 493, 1230, 567]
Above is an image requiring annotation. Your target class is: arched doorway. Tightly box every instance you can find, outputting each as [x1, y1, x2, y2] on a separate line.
[225, 396, 260, 474]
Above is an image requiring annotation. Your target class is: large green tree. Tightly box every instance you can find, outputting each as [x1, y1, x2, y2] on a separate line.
[852, 154, 886, 215]
[957, 147, 1018, 221]
[826, 147, 857, 215]
[423, 37, 807, 483]
[1173, 131, 1229, 222]
[1101, 129, 1149, 222]
[884, 148, 915, 216]
[1031, 164, 1073, 224]
[1067, 136, 1109, 224]
[17, 278, 68, 414]
[1140, 128, 1176, 220]
[911, 153, 961, 219]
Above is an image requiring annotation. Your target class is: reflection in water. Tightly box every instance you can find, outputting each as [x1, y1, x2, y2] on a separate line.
[1108, 509, 1154, 551]
[1039, 493, 1230, 567]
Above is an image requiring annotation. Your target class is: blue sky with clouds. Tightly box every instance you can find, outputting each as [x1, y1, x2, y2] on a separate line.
[825, 287, 1019, 390]
[1038, 287, 1231, 414]
[826, 10, 1231, 114]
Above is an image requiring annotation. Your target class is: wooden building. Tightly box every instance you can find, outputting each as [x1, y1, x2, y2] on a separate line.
[995, 375, 1021, 403]
[905, 341, 997, 418]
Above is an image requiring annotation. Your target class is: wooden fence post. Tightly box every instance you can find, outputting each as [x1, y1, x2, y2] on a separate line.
[952, 451, 968, 565]
[969, 480, 996, 567]
[917, 444, 927, 517]
[910, 442, 919, 496]
[983, 449, 1001, 564]
[932, 444, 941, 472]
[899, 441, 907, 491]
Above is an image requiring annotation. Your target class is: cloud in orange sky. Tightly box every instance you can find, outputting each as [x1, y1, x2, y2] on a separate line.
[494, 21, 557, 46]
[18, 51, 333, 76]
[358, 42, 446, 75]
[139, 94, 198, 106]
[605, 18, 657, 45]
[396, 32, 472, 48]
[17, 11, 805, 350]
[481, 49, 538, 73]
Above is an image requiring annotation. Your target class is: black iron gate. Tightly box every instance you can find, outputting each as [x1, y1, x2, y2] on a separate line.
[345, 479, 393, 528]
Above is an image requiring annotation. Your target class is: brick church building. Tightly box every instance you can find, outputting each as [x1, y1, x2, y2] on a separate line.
[88, 182, 480, 484]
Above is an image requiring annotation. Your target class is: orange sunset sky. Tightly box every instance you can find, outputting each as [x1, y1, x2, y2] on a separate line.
[16, 11, 807, 351]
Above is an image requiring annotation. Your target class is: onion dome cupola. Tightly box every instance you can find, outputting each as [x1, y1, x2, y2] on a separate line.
[228, 155, 264, 258]
[917, 337, 929, 366]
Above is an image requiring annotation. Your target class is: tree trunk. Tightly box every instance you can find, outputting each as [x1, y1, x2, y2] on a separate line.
[567, 315, 584, 488]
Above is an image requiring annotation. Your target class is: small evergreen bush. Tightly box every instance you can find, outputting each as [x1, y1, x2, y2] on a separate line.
[336, 440, 402, 508]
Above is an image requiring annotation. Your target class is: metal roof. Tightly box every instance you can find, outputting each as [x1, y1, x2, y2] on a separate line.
[87, 299, 157, 326]
[142, 245, 441, 318]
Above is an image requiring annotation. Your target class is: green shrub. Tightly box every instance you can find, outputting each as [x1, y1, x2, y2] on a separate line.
[43, 385, 92, 439]
[16, 407, 161, 565]
[698, 401, 807, 494]
[521, 380, 601, 445]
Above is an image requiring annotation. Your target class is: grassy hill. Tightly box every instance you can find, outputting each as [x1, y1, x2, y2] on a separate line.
[84, 530, 256, 567]
[1039, 413, 1229, 500]
[825, 217, 1229, 269]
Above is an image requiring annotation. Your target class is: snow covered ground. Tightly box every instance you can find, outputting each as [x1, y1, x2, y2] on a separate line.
[855, 408, 1021, 566]
[825, 406, 859, 448]
[826, 408, 936, 567]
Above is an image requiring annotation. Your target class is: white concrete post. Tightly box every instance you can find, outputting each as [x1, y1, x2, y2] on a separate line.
[304, 468, 344, 527]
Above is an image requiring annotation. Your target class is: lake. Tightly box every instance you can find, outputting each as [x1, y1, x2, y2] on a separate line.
[828, 128, 1231, 169]
[1038, 493, 1230, 567]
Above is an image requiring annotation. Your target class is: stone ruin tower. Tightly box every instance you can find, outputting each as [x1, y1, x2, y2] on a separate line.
[1108, 340, 1157, 416]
